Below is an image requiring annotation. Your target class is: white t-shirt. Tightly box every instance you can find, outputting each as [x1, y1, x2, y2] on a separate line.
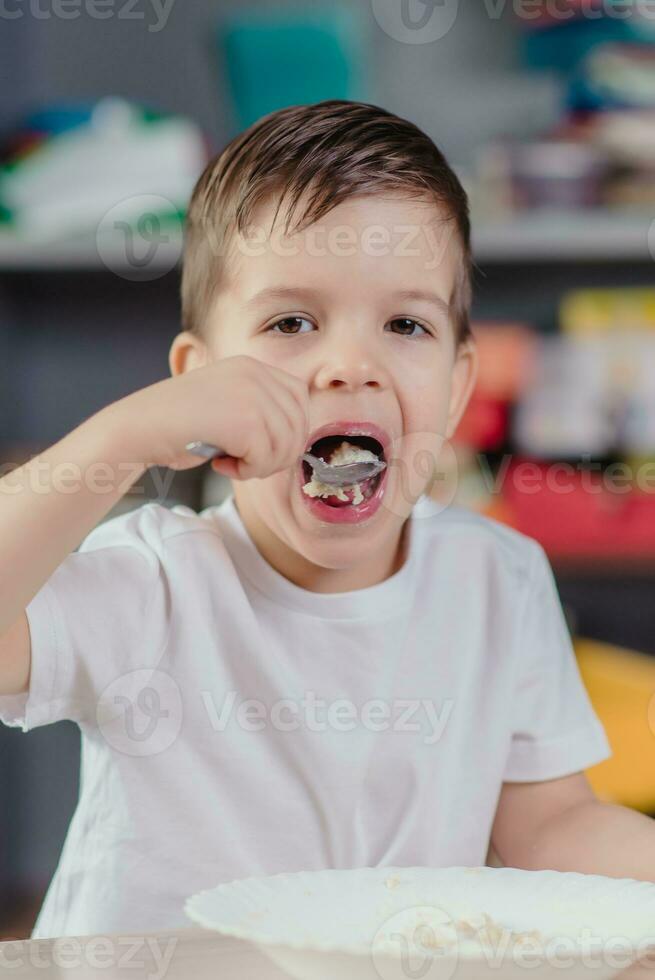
[0, 493, 611, 939]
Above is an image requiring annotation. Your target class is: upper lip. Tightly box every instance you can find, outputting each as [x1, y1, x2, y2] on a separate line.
[304, 420, 391, 458]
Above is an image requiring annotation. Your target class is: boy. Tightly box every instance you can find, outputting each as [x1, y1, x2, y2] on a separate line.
[1, 100, 653, 941]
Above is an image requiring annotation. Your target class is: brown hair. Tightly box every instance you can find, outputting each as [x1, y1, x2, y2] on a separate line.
[181, 100, 473, 346]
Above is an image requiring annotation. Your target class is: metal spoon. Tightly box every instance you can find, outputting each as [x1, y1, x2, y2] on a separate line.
[300, 452, 386, 487]
[185, 441, 386, 489]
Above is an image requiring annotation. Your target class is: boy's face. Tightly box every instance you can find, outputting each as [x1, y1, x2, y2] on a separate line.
[173, 193, 476, 585]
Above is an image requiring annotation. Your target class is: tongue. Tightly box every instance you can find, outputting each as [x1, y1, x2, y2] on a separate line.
[324, 495, 352, 509]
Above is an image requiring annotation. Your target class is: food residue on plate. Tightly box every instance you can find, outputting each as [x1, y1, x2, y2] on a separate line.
[373, 907, 545, 955]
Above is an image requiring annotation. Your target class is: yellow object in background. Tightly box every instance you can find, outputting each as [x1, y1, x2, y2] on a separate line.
[561, 288, 655, 335]
[577, 638, 655, 814]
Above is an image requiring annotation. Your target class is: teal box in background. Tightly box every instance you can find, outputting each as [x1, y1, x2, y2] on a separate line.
[521, 17, 655, 73]
[219, 6, 370, 132]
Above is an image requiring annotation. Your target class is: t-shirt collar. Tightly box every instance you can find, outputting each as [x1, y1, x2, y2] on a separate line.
[211, 494, 422, 620]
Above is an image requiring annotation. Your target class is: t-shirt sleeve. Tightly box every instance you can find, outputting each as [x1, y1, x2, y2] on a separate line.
[0, 504, 170, 733]
[502, 540, 612, 782]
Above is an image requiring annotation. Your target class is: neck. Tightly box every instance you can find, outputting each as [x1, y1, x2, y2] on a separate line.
[232, 492, 410, 594]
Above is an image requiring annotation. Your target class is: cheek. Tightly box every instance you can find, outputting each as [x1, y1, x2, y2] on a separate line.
[214, 335, 250, 359]
[257, 338, 310, 371]
[399, 370, 452, 427]
[260, 465, 298, 502]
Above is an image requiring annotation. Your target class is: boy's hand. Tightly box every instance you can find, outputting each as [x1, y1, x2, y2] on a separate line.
[111, 355, 310, 481]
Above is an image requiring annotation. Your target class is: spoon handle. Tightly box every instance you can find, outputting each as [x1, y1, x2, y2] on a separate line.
[185, 441, 228, 460]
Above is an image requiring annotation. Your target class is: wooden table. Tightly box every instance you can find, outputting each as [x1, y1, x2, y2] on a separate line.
[2, 927, 654, 978]
[0, 928, 290, 978]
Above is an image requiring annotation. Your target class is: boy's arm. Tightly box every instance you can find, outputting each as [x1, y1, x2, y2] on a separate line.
[0, 613, 31, 695]
[0, 402, 148, 693]
[0, 356, 310, 698]
[492, 773, 655, 881]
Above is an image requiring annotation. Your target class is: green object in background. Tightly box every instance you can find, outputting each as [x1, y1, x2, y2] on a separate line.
[219, 6, 369, 131]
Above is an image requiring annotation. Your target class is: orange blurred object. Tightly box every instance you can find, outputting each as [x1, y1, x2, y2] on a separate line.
[576, 639, 655, 814]
[470, 321, 538, 400]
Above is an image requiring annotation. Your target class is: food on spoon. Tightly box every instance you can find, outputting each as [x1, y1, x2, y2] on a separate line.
[302, 440, 381, 505]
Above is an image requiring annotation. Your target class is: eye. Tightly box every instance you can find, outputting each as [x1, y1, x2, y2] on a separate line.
[386, 317, 430, 338]
[266, 316, 315, 335]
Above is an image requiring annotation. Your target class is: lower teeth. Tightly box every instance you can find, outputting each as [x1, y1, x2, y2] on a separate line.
[303, 474, 378, 506]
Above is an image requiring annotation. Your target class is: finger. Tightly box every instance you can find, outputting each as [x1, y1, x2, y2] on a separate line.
[269, 370, 310, 440]
[263, 386, 308, 473]
[238, 425, 273, 480]
[210, 455, 241, 480]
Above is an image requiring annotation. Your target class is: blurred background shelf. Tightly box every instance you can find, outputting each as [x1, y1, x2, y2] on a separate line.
[0, 232, 183, 272]
[553, 555, 655, 577]
[473, 210, 655, 263]
[1, 210, 654, 271]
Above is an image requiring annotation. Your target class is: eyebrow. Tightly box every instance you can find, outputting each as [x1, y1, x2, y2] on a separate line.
[244, 286, 324, 308]
[389, 289, 451, 320]
[244, 285, 451, 319]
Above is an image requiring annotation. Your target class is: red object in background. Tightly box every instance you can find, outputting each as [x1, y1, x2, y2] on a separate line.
[456, 393, 509, 451]
[497, 460, 655, 558]
[455, 321, 537, 451]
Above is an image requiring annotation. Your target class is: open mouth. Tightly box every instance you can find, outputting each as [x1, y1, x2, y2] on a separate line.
[301, 434, 386, 508]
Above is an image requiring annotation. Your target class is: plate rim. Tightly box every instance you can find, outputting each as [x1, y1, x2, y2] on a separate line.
[184, 865, 655, 958]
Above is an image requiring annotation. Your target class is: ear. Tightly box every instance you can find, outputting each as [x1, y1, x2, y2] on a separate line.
[445, 338, 478, 441]
[169, 331, 209, 377]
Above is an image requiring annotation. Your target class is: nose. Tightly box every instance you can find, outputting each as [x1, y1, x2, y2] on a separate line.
[313, 323, 391, 392]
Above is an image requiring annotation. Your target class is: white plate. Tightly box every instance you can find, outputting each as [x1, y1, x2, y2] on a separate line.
[185, 865, 655, 980]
